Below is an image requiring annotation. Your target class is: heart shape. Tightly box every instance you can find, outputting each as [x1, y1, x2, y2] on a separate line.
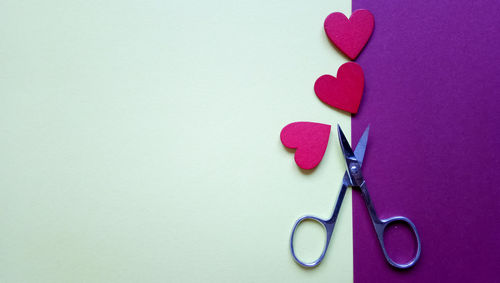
[314, 62, 364, 114]
[280, 122, 331, 170]
[324, 9, 374, 60]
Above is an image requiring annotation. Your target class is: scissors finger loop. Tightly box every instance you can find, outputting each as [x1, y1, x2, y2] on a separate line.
[376, 216, 421, 269]
[290, 216, 332, 268]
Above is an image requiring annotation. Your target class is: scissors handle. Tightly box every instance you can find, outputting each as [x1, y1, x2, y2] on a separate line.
[359, 182, 421, 269]
[290, 215, 333, 268]
[289, 184, 348, 267]
[374, 216, 421, 269]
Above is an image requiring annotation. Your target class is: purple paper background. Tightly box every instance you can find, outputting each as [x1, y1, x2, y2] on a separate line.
[350, 0, 500, 282]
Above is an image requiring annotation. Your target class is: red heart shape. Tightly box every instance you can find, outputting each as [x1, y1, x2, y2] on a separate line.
[314, 62, 364, 114]
[324, 9, 374, 60]
[280, 122, 331, 170]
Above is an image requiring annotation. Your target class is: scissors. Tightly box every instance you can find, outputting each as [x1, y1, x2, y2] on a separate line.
[290, 125, 421, 269]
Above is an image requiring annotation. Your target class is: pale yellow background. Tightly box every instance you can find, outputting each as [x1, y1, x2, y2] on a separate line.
[0, 0, 352, 282]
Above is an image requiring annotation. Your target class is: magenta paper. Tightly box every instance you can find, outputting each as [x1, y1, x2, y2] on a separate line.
[350, 0, 500, 282]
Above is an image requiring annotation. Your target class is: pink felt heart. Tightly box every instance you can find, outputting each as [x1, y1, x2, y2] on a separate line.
[280, 122, 331, 170]
[324, 9, 374, 60]
[314, 62, 364, 114]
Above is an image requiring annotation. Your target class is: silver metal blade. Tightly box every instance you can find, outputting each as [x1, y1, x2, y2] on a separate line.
[338, 125, 365, 187]
[353, 125, 370, 166]
[338, 125, 356, 160]
[342, 125, 369, 186]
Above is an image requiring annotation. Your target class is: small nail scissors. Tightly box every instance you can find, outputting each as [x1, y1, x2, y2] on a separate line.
[290, 125, 421, 269]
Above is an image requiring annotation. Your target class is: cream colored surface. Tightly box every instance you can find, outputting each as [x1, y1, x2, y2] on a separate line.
[0, 0, 351, 282]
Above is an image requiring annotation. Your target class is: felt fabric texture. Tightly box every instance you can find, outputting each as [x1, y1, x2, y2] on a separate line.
[324, 9, 374, 60]
[314, 62, 365, 114]
[350, 0, 500, 282]
[280, 122, 331, 170]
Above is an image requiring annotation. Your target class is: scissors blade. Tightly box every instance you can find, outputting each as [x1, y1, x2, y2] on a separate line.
[342, 126, 369, 186]
[329, 126, 370, 225]
[338, 125, 365, 187]
[353, 125, 370, 165]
